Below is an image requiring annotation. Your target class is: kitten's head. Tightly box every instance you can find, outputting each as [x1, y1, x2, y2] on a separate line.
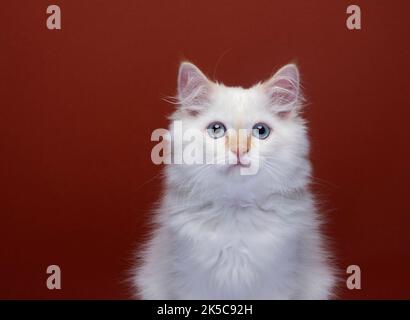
[166, 62, 310, 202]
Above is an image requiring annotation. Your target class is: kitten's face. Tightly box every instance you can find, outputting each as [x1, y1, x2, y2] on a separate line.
[167, 62, 310, 200]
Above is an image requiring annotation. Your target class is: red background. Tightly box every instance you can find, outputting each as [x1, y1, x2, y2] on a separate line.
[1, 0, 409, 299]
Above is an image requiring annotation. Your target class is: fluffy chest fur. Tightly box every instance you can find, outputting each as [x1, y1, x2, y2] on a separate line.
[149, 190, 317, 299]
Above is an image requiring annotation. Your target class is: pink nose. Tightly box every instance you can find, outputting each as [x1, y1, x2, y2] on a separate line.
[228, 134, 251, 157]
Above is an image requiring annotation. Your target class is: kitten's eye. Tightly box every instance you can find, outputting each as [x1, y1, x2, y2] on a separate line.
[207, 122, 226, 139]
[252, 123, 270, 139]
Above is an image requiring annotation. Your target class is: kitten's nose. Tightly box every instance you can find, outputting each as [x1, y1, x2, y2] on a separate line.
[228, 131, 251, 157]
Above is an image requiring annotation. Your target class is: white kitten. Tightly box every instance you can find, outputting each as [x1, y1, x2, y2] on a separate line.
[133, 62, 336, 299]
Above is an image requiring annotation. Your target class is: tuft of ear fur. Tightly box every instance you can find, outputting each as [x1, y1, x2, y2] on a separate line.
[264, 64, 301, 118]
[177, 62, 212, 116]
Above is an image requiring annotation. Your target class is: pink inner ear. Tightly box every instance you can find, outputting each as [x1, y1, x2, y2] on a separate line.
[274, 78, 297, 93]
[178, 65, 193, 99]
[270, 79, 298, 106]
[266, 64, 300, 107]
[178, 63, 209, 105]
[271, 87, 298, 106]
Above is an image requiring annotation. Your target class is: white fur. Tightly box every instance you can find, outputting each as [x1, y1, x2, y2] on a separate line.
[133, 63, 335, 299]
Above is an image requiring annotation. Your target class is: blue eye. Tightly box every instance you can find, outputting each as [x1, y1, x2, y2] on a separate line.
[207, 122, 226, 139]
[252, 123, 270, 139]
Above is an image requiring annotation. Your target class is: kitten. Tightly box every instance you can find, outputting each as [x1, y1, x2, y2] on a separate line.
[133, 62, 336, 299]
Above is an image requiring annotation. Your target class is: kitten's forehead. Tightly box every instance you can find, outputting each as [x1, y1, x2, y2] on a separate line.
[208, 84, 269, 126]
[214, 84, 262, 104]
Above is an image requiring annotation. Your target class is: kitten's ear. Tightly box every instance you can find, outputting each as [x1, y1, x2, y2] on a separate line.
[264, 64, 301, 117]
[177, 62, 211, 115]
